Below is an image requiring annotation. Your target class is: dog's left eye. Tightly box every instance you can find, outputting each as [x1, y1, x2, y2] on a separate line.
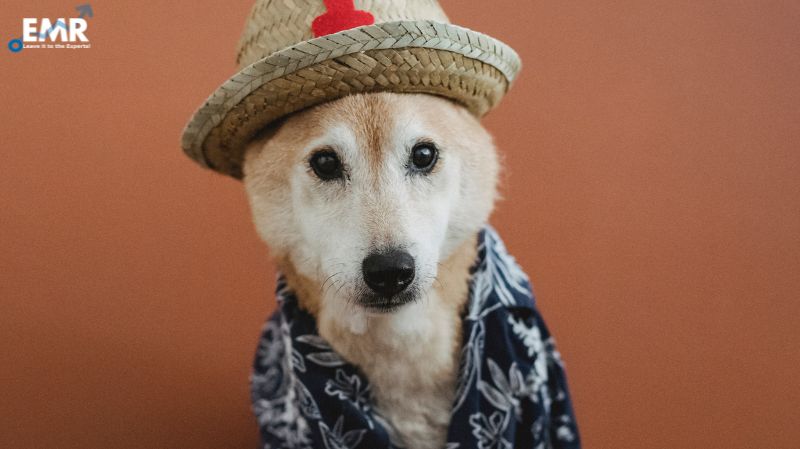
[309, 150, 343, 181]
[409, 142, 438, 173]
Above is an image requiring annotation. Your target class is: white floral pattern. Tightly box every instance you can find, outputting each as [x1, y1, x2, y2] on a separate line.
[251, 227, 581, 448]
[469, 411, 513, 449]
[319, 417, 367, 449]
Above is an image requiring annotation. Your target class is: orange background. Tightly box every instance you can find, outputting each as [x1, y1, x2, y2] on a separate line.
[1, 1, 798, 448]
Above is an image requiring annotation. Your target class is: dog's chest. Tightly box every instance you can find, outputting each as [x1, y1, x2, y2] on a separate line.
[319, 299, 462, 449]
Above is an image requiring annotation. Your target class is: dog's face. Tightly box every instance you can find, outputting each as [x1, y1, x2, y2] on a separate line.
[244, 93, 498, 321]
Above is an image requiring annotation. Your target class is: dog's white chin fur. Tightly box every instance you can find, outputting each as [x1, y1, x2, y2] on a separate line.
[325, 293, 436, 336]
[242, 92, 499, 449]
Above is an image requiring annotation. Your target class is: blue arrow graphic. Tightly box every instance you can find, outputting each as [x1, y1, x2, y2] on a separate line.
[38, 19, 68, 40]
[76, 4, 93, 19]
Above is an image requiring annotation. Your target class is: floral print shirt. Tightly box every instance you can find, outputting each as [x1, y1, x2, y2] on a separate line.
[251, 227, 581, 449]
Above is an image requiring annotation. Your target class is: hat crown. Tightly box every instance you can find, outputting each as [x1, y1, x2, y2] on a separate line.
[237, 0, 450, 67]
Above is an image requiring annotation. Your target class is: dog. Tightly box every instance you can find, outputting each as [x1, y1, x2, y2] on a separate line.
[243, 92, 497, 448]
[180, 1, 580, 447]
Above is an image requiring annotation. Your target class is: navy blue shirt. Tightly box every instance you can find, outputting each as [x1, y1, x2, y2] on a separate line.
[251, 227, 581, 448]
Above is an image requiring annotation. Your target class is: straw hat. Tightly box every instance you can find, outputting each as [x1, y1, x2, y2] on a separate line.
[182, 0, 522, 179]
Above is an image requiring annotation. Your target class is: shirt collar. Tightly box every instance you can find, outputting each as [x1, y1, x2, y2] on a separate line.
[468, 226, 537, 315]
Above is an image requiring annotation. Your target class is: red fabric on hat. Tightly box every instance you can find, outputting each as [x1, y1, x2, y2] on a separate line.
[312, 0, 375, 37]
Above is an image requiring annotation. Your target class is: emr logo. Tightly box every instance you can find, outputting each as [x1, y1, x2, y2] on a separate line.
[7, 4, 93, 53]
[23, 18, 89, 42]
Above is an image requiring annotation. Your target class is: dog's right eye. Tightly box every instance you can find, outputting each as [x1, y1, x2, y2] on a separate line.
[309, 150, 343, 181]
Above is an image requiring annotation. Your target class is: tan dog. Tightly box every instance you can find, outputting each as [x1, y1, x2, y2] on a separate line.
[243, 92, 499, 449]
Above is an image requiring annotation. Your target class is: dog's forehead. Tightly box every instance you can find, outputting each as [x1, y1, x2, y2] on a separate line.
[325, 94, 401, 164]
[313, 94, 444, 161]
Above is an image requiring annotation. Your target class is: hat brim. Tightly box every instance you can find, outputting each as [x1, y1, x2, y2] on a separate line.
[181, 20, 521, 179]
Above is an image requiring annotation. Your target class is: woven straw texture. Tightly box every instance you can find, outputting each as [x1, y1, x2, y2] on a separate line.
[237, 0, 450, 67]
[182, 2, 521, 179]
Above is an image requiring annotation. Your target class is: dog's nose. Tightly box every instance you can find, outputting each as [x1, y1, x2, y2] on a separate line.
[362, 250, 415, 297]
